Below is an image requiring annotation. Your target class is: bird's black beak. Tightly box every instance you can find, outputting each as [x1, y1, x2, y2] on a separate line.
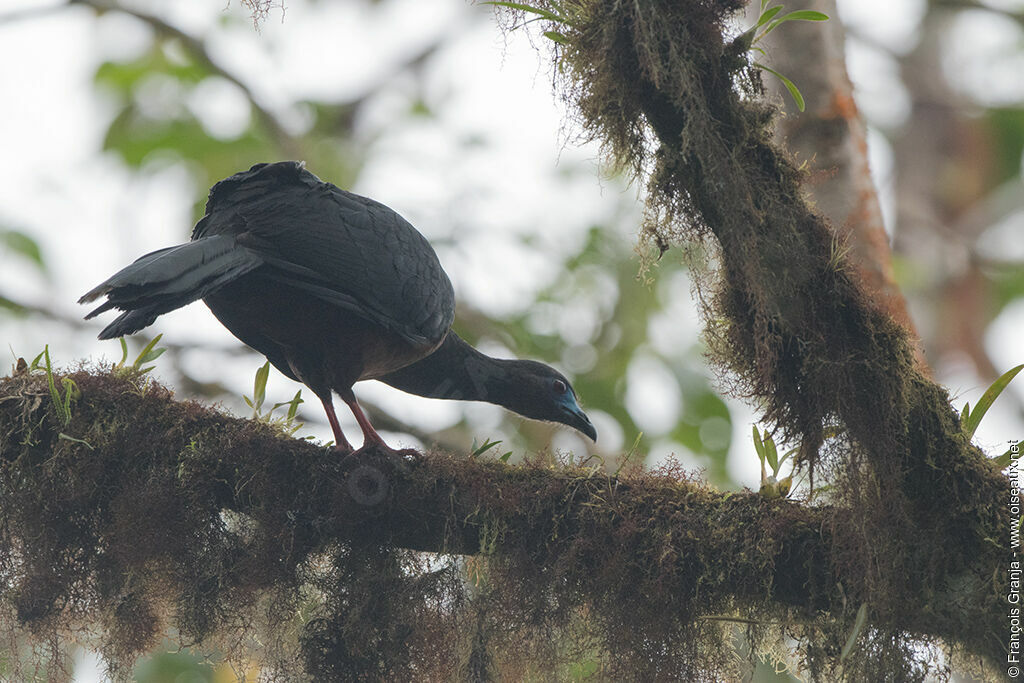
[562, 404, 597, 442]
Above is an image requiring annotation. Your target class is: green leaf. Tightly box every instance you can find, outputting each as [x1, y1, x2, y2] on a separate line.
[139, 347, 166, 365]
[472, 438, 504, 458]
[754, 6, 783, 30]
[133, 334, 165, 370]
[992, 446, 1019, 469]
[840, 603, 869, 662]
[499, 451, 513, 463]
[102, 108, 264, 172]
[776, 9, 829, 22]
[94, 47, 208, 92]
[616, 432, 644, 476]
[0, 230, 46, 272]
[963, 364, 1024, 439]
[251, 361, 270, 416]
[285, 390, 303, 421]
[543, 30, 568, 44]
[760, 10, 830, 39]
[118, 338, 129, 367]
[983, 108, 1024, 185]
[0, 295, 27, 316]
[481, 1, 569, 25]
[43, 346, 70, 426]
[269, 389, 304, 434]
[752, 425, 766, 465]
[409, 99, 432, 117]
[764, 434, 779, 473]
[61, 377, 79, 419]
[754, 62, 805, 111]
[777, 446, 798, 468]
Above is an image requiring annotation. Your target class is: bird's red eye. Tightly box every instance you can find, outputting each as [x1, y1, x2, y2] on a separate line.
[553, 379, 567, 395]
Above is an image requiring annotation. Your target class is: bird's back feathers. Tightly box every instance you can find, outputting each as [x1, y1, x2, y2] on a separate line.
[81, 161, 455, 347]
[197, 162, 454, 346]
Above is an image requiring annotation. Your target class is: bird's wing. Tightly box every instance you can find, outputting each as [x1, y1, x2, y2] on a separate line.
[196, 163, 455, 347]
[78, 234, 263, 339]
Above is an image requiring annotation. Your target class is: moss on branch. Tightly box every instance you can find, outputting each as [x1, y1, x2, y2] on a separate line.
[525, 0, 1013, 677]
[0, 367, 832, 679]
[0, 366, 1008, 680]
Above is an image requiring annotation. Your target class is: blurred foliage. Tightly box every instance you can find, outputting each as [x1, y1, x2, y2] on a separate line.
[0, 228, 46, 273]
[97, 43, 269, 188]
[132, 649, 257, 682]
[0, 226, 47, 315]
[992, 260, 1024, 311]
[872, 7, 1024, 396]
[983, 107, 1024, 185]
[455, 222, 732, 479]
[974, 109, 1024, 317]
[94, 36, 363, 218]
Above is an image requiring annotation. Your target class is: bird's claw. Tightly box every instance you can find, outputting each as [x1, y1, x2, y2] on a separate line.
[334, 441, 418, 471]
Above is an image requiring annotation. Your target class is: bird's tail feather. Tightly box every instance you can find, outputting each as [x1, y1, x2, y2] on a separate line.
[79, 234, 263, 339]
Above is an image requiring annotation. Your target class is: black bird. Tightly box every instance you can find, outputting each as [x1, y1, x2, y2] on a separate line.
[79, 161, 596, 452]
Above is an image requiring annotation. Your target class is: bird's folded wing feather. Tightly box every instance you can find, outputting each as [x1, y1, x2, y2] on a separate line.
[78, 234, 264, 339]
[197, 174, 455, 348]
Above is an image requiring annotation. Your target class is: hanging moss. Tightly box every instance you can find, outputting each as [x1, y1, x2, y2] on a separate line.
[0, 366, 899, 680]
[520, 0, 1010, 677]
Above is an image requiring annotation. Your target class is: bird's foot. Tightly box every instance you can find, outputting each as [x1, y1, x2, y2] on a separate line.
[352, 442, 419, 467]
[332, 438, 418, 469]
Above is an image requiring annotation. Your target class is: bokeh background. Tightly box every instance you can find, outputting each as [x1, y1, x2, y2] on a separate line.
[0, 0, 1022, 679]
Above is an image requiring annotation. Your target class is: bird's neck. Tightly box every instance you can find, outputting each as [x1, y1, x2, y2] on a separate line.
[378, 332, 519, 407]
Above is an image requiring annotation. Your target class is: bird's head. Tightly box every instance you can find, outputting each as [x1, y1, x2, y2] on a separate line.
[494, 360, 597, 442]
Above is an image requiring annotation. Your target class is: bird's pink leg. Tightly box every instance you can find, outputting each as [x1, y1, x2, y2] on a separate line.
[318, 393, 353, 453]
[339, 389, 388, 449]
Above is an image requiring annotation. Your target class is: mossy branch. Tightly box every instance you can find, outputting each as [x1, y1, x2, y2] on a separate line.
[0, 367, 1008, 679]
[611, 0, 1007, 530]
[494, 0, 1013, 676]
